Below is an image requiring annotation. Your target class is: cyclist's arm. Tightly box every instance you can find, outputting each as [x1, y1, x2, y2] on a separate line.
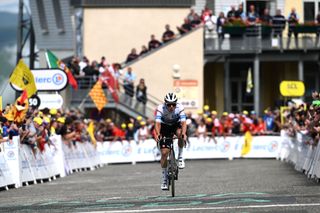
[155, 106, 163, 141]
[154, 121, 161, 141]
[181, 120, 187, 139]
[178, 106, 187, 139]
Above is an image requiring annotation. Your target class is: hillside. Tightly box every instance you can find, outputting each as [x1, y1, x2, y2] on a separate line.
[0, 12, 17, 47]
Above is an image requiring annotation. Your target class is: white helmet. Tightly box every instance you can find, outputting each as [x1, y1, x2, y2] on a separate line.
[164, 92, 178, 103]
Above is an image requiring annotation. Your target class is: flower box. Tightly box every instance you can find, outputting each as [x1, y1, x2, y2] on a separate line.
[261, 25, 272, 36]
[291, 25, 318, 33]
[222, 26, 246, 36]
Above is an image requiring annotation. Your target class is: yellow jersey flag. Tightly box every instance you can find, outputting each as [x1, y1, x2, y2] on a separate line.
[89, 80, 107, 111]
[246, 67, 253, 93]
[241, 131, 253, 156]
[87, 121, 97, 147]
[9, 59, 37, 97]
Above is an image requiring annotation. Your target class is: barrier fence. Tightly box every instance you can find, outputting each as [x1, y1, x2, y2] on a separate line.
[0, 133, 319, 190]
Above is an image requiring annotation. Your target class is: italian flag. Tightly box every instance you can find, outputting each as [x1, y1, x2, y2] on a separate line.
[45, 50, 78, 90]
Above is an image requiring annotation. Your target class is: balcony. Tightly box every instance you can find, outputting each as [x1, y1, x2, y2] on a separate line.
[204, 24, 320, 54]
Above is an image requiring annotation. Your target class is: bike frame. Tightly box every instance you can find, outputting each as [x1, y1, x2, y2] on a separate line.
[162, 137, 179, 197]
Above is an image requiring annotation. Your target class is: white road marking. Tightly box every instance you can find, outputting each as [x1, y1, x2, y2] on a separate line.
[80, 203, 320, 213]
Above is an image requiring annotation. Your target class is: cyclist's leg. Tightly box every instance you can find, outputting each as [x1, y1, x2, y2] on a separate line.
[175, 126, 185, 169]
[159, 124, 172, 189]
[160, 148, 170, 169]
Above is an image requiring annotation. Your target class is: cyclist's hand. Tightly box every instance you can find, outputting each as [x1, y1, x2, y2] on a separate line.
[181, 134, 187, 147]
[155, 134, 161, 142]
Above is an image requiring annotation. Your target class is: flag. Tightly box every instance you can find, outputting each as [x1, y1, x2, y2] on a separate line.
[87, 121, 97, 147]
[9, 59, 37, 97]
[246, 67, 253, 93]
[241, 131, 253, 156]
[45, 50, 78, 90]
[100, 69, 119, 103]
[89, 80, 107, 111]
[0, 96, 2, 112]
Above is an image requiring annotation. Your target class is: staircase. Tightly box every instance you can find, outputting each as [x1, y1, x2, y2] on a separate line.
[70, 76, 160, 119]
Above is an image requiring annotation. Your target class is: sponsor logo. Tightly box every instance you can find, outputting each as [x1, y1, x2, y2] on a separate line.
[122, 144, 132, 157]
[52, 73, 64, 85]
[7, 151, 15, 159]
[220, 141, 231, 152]
[268, 141, 278, 152]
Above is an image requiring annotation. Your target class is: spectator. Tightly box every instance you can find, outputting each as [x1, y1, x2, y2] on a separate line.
[190, 13, 202, 28]
[137, 121, 150, 142]
[235, 4, 246, 21]
[196, 119, 207, 139]
[126, 48, 139, 63]
[69, 56, 80, 76]
[287, 7, 299, 48]
[260, 8, 272, 25]
[139, 45, 149, 56]
[162, 24, 175, 43]
[125, 123, 135, 141]
[205, 12, 217, 33]
[246, 5, 259, 25]
[227, 6, 237, 22]
[79, 56, 89, 76]
[201, 6, 212, 22]
[186, 8, 196, 22]
[263, 109, 275, 132]
[98, 56, 107, 68]
[272, 9, 286, 48]
[148, 34, 162, 50]
[135, 78, 147, 112]
[123, 67, 136, 106]
[177, 18, 193, 35]
[217, 12, 226, 43]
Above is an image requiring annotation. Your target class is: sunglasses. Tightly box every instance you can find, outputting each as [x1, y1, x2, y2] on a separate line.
[166, 103, 176, 107]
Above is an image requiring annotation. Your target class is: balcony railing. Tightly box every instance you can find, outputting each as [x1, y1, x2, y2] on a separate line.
[205, 24, 320, 53]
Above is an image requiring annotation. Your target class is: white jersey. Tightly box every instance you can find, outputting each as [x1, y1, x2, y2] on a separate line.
[155, 103, 186, 125]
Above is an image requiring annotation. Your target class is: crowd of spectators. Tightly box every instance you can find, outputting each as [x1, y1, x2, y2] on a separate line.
[125, 10, 203, 64]
[204, 4, 320, 47]
[2, 91, 320, 154]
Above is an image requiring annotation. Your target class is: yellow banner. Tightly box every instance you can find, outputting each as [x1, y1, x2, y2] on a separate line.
[9, 59, 37, 97]
[87, 121, 97, 147]
[241, 131, 253, 156]
[280, 81, 305, 97]
[0, 96, 2, 111]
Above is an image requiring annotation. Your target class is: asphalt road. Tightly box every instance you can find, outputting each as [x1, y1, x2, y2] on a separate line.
[0, 159, 320, 213]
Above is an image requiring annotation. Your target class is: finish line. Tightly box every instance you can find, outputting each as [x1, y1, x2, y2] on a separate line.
[82, 203, 320, 213]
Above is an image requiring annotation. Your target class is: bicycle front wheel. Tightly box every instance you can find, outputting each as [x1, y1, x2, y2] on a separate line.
[169, 153, 175, 197]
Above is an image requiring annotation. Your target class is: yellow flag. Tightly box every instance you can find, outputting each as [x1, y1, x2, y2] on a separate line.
[246, 67, 253, 93]
[89, 80, 107, 111]
[0, 96, 2, 111]
[241, 131, 253, 156]
[87, 121, 97, 146]
[9, 59, 37, 97]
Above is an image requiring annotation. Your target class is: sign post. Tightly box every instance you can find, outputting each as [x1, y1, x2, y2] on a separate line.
[279, 81, 305, 124]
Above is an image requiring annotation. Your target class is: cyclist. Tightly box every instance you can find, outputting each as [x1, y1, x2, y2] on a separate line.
[154, 92, 187, 190]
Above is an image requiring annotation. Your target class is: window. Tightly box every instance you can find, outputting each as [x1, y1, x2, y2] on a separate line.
[52, 0, 65, 33]
[304, 2, 315, 22]
[36, 0, 48, 34]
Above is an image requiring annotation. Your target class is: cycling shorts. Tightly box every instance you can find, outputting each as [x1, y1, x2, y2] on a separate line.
[159, 122, 181, 149]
